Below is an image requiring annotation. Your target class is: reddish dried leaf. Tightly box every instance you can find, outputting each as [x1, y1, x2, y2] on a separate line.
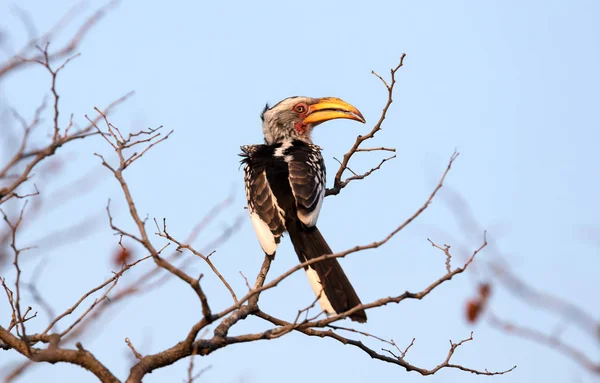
[113, 247, 132, 266]
[466, 299, 482, 323]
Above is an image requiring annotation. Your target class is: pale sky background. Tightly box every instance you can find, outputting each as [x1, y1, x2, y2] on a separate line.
[1, 1, 599, 382]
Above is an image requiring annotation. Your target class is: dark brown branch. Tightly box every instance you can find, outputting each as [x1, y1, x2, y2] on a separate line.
[255, 311, 514, 376]
[0, 327, 119, 383]
[60, 196, 240, 341]
[125, 255, 273, 382]
[219, 152, 460, 316]
[295, 232, 485, 327]
[0, 47, 515, 382]
[175, 223, 488, 381]
[90, 110, 209, 316]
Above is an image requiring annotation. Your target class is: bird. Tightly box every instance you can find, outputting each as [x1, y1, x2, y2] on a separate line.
[240, 96, 368, 323]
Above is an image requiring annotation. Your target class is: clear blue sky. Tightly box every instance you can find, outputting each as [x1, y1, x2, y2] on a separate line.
[1, 1, 599, 382]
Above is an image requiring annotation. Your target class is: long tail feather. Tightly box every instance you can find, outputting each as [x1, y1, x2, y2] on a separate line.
[287, 220, 367, 323]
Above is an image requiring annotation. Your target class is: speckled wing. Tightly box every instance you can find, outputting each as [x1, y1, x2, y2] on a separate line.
[241, 145, 286, 255]
[286, 143, 326, 227]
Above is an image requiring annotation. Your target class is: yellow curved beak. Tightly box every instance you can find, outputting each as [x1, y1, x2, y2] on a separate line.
[303, 97, 366, 125]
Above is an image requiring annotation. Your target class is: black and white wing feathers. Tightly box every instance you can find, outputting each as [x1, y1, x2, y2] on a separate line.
[285, 143, 326, 227]
[241, 140, 326, 254]
[241, 145, 286, 255]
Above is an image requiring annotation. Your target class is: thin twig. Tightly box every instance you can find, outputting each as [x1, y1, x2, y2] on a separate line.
[327, 54, 406, 196]
[125, 337, 143, 360]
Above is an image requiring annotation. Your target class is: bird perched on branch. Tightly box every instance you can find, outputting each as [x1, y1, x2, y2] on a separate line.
[240, 96, 367, 322]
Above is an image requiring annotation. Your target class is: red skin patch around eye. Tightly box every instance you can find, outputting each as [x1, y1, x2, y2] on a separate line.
[292, 103, 309, 134]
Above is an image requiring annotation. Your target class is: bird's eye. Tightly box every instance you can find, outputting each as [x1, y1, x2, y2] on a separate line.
[294, 104, 306, 113]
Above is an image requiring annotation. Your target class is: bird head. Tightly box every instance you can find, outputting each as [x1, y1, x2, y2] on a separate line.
[261, 96, 365, 144]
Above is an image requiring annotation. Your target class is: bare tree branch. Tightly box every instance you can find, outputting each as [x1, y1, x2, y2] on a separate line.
[0, 327, 119, 383]
[155, 218, 238, 304]
[0, 25, 514, 381]
[0, 1, 120, 78]
[125, 338, 143, 361]
[326, 54, 405, 196]
[42, 255, 151, 337]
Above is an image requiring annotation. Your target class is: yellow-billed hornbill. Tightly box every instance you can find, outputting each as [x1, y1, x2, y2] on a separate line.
[240, 96, 367, 323]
